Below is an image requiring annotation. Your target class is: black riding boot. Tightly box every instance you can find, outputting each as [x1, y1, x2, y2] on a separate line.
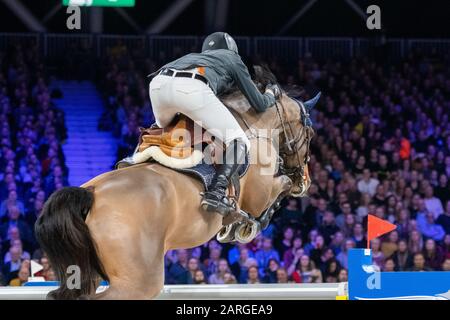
[201, 139, 247, 215]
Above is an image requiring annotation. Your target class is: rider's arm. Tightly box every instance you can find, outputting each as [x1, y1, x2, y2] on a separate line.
[230, 57, 276, 112]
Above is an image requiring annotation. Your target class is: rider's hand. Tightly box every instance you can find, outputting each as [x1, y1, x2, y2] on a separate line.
[265, 84, 281, 100]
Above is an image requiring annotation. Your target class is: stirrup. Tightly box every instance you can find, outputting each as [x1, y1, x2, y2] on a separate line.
[200, 193, 235, 216]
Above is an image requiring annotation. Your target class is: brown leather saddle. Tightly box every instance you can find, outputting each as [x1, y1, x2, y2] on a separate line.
[138, 114, 205, 159]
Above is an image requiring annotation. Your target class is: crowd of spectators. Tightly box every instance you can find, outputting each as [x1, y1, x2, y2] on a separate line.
[0, 38, 449, 287]
[99, 41, 450, 285]
[0, 44, 68, 286]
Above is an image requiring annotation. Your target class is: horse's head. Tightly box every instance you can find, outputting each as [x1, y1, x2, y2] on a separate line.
[252, 64, 319, 197]
[276, 92, 319, 197]
[225, 65, 319, 197]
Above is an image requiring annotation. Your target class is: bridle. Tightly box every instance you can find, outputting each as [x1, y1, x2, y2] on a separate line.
[275, 94, 314, 195]
[229, 90, 314, 195]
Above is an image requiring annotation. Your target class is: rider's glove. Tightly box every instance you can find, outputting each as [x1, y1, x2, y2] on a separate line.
[265, 84, 281, 100]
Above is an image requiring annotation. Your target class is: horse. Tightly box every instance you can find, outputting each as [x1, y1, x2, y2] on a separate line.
[35, 67, 318, 299]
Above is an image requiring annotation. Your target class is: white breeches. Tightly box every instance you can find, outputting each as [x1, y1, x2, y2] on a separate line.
[149, 73, 250, 149]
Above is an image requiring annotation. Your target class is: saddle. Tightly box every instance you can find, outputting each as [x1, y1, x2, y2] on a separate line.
[117, 114, 216, 170]
[138, 115, 203, 160]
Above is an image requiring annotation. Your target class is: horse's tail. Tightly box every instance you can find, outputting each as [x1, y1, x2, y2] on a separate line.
[35, 186, 108, 300]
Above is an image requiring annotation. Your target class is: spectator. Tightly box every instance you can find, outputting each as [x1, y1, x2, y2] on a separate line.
[408, 230, 424, 254]
[383, 258, 396, 272]
[167, 249, 191, 284]
[335, 202, 353, 230]
[341, 213, 356, 238]
[283, 236, 303, 270]
[352, 223, 367, 248]
[223, 272, 237, 284]
[395, 208, 411, 239]
[275, 226, 294, 259]
[0, 206, 33, 249]
[422, 239, 444, 270]
[356, 193, 371, 222]
[255, 237, 280, 277]
[291, 255, 323, 283]
[337, 269, 348, 283]
[193, 270, 207, 284]
[408, 253, 432, 272]
[262, 258, 280, 283]
[322, 258, 341, 283]
[436, 201, 450, 234]
[392, 239, 413, 271]
[329, 231, 345, 256]
[418, 211, 446, 242]
[0, 191, 25, 219]
[230, 247, 257, 284]
[276, 268, 290, 283]
[3, 239, 30, 264]
[336, 239, 355, 270]
[187, 257, 201, 283]
[381, 230, 399, 258]
[1, 246, 23, 284]
[9, 262, 30, 286]
[246, 266, 260, 284]
[319, 211, 340, 245]
[303, 229, 319, 255]
[278, 198, 302, 227]
[442, 259, 450, 272]
[443, 234, 450, 259]
[370, 238, 385, 268]
[204, 246, 222, 277]
[357, 169, 379, 197]
[434, 174, 450, 205]
[208, 259, 231, 284]
[423, 185, 444, 219]
[227, 243, 251, 266]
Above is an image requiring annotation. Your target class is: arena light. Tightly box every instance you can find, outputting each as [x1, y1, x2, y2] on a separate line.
[62, 0, 135, 7]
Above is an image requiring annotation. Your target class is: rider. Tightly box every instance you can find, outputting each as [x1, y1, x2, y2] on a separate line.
[149, 32, 281, 215]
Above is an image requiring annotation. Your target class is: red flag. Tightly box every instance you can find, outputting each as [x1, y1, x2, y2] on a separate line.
[367, 215, 396, 248]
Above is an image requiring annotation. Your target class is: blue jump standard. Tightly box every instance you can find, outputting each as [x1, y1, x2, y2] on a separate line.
[348, 248, 450, 300]
[24, 281, 109, 287]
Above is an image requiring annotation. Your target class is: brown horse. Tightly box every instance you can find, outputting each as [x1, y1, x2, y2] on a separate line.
[35, 70, 317, 299]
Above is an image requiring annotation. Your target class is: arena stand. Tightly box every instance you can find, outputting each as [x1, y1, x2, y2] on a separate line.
[0, 34, 449, 287]
[0, 43, 68, 286]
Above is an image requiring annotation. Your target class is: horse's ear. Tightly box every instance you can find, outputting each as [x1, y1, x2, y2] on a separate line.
[304, 92, 321, 110]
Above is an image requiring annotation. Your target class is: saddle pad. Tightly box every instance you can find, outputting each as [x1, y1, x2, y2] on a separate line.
[172, 154, 250, 191]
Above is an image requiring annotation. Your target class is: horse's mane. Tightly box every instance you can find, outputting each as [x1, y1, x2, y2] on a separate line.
[221, 64, 303, 118]
[220, 64, 276, 99]
[220, 64, 276, 115]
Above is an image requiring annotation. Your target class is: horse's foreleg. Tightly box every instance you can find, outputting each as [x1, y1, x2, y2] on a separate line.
[256, 175, 292, 228]
[269, 175, 293, 203]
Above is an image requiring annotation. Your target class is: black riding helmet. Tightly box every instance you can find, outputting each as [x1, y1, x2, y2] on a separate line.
[201, 32, 238, 54]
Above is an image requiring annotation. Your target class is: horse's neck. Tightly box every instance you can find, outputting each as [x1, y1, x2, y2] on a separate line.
[222, 94, 279, 133]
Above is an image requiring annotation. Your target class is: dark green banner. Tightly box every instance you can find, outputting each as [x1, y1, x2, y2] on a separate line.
[62, 0, 135, 7]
